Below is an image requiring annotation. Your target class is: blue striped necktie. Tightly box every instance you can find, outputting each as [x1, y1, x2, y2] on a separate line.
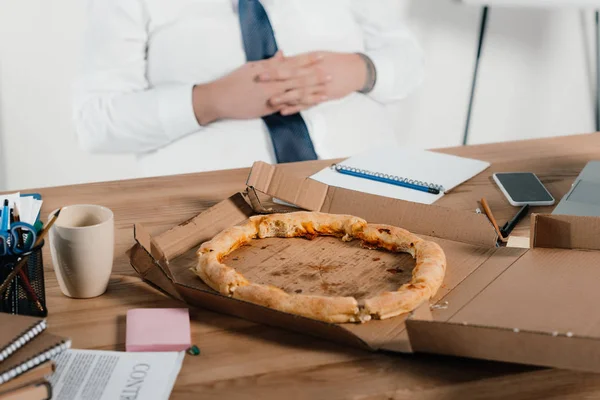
[238, 0, 318, 163]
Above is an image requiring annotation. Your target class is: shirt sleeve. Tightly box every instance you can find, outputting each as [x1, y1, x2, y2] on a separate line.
[73, 0, 201, 154]
[352, 1, 425, 104]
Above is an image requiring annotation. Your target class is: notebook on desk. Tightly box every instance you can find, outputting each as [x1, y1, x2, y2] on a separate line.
[0, 314, 70, 385]
[310, 147, 490, 205]
[0, 314, 47, 363]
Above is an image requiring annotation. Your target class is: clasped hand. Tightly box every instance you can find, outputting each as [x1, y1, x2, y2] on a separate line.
[193, 51, 367, 125]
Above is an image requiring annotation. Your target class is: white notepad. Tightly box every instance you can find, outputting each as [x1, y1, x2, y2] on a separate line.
[311, 147, 490, 205]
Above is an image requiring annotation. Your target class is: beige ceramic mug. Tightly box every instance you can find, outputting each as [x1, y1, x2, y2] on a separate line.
[48, 204, 114, 298]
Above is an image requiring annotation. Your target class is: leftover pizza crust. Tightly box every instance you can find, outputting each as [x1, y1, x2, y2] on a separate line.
[194, 212, 446, 323]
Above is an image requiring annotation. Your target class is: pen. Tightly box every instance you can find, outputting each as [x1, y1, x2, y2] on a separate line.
[9, 208, 15, 250]
[500, 204, 530, 238]
[333, 165, 441, 195]
[1, 200, 9, 232]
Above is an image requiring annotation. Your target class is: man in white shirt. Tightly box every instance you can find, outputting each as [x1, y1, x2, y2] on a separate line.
[73, 0, 424, 178]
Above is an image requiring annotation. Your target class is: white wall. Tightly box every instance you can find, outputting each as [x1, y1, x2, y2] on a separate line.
[0, 0, 138, 191]
[0, 0, 597, 191]
[0, 103, 6, 189]
[396, 1, 596, 148]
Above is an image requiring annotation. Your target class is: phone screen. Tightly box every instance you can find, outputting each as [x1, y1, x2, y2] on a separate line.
[495, 173, 553, 203]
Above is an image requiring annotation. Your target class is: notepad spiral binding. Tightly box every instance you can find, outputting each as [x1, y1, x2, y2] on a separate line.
[0, 319, 47, 362]
[333, 164, 446, 192]
[0, 339, 71, 384]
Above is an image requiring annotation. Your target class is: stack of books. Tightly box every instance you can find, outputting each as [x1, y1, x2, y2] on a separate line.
[0, 314, 70, 400]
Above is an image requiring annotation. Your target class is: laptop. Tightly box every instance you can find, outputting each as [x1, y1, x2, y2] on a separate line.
[552, 161, 600, 216]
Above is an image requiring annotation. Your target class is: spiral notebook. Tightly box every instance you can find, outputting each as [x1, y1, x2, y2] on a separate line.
[0, 314, 47, 363]
[0, 329, 70, 385]
[311, 147, 490, 205]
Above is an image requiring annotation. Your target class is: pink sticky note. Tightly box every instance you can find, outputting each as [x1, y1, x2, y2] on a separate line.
[126, 308, 191, 352]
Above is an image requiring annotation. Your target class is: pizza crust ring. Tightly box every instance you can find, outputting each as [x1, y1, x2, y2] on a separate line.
[194, 212, 446, 324]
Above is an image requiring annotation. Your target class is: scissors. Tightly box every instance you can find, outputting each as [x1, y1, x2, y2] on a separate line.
[0, 222, 38, 256]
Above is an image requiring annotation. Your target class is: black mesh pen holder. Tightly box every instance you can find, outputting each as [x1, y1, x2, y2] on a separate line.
[0, 241, 48, 317]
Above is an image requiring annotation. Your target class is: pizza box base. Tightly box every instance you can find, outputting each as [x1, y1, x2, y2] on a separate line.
[130, 162, 600, 373]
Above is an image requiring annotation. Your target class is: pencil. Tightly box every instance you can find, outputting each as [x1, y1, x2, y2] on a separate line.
[12, 204, 25, 249]
[480, 198, 507, 243]
[18, 269, 44, 312]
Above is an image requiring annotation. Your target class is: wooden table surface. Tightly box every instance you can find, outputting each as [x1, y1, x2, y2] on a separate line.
[10, 133, 600, 399]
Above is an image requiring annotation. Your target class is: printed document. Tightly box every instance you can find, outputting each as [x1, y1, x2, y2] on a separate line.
[49, 349, 184, 400]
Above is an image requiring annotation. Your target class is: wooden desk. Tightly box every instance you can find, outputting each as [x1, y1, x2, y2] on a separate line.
[18, 133, 600, 399]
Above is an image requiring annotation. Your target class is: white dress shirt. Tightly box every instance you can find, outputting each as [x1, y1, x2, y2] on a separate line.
[73, 0, 424, 178]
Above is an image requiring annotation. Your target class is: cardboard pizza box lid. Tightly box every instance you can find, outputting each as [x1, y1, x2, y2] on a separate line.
[246, 162, 498, 247]
[407, 213, 600, 373]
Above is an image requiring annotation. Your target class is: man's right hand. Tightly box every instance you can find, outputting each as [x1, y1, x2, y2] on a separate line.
[192, 51, 330, 125]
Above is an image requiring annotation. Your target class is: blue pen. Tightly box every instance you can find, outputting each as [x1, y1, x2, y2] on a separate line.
[333, 164, 443, 195]
[0, 200, 10, 253]
[1, 200, 9, 232]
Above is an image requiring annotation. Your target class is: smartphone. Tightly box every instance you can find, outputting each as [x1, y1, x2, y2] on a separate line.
[493, 172, 555, 206]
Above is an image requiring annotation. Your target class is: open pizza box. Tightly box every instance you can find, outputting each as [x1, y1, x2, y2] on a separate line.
[130, 161, 600, 373]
